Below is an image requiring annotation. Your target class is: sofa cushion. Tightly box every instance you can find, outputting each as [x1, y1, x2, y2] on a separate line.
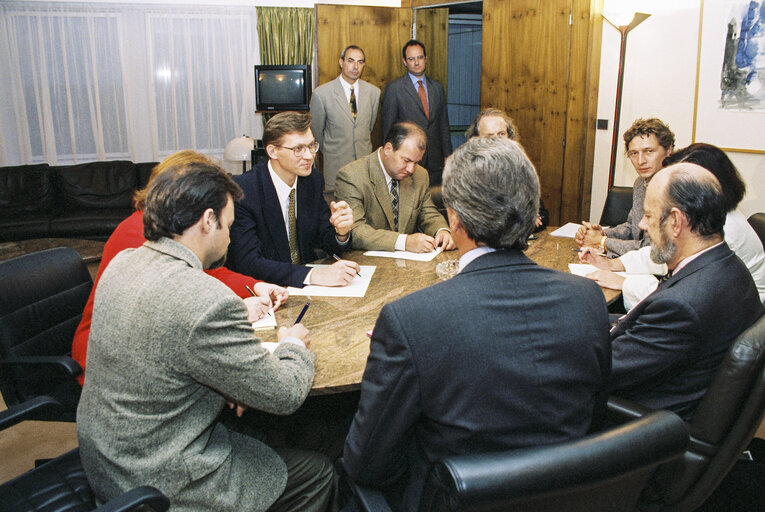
[56, 161, 137, 211]
[0, 164, 54, 217]
[0, 215, 51, 242]
[136, 162, 157, 189]
[50, 209, 134, 240]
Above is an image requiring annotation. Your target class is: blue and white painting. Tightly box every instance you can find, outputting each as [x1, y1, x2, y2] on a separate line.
[720, 1, 765, 110]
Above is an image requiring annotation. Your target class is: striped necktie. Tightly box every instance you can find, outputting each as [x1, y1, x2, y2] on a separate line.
[390, 180, 399, 231]
[288, 189, 300, 264]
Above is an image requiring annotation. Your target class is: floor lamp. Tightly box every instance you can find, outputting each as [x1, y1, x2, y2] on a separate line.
[603, 11, 650, 190]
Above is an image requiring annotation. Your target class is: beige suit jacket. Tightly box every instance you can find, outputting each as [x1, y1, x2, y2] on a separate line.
[335, 149, 447, 251]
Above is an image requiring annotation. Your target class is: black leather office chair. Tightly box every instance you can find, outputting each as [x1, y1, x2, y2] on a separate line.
[608, 313, 765, 512]
[0, 247, 92, 422]
[343, 410, 688, 512]
[599, 186, 633, 227]
[0, 396, 169, 512]
[748, 213, 765, 251]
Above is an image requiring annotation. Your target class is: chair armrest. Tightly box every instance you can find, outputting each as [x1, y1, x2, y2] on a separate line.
[345, 478, 393, 512]
[606, 395, 654, 424]
[0, 396, 64, 430]
[94, 486, 170, 512]
[1, 355, 83, 377]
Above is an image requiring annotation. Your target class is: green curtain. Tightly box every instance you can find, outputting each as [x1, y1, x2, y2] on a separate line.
[256, 7, 315, 66]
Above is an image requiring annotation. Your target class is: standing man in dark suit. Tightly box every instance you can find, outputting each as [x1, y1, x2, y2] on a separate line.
[343, 137, 611, 511]
[310, 45, 381, 204]
[609, 162, 764, 420]
[228, 112, 360, 288]
[381, 39, 451, 185]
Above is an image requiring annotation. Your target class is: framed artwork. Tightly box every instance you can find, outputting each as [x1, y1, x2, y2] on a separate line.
[693, 0, 765, 153]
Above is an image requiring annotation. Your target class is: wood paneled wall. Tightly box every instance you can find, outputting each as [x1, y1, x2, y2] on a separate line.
[413, 8, 449, 94]
[315, 4, 413, 147]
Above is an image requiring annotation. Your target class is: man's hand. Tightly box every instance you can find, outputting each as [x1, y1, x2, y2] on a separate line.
[329, 200, 353, 240]
[434, 230, 455, 251]
[226, 401, 247, 418]
[578, 247, 625, 272]
[535, 216, 543, 228]
[310, 259, 360, 287]
[405, 233, 436, 253]
[585, 269, 625, 290]
[243, 296, 272, 322]
[575, 221, 605, 248]
[278, 323, 310, 348]
[252, 282, 288, 311]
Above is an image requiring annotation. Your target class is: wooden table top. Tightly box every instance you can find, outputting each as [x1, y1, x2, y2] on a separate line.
[260, 229, 620, 395]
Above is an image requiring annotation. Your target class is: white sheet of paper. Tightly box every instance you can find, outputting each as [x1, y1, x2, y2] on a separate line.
[568, 263, 630, 278]
[549, 223, 582, 238]
[260, 341, 278, 353]
[287, 265, 376, 297]
[363, 247, 442, 262]
[251, 308, 276, 330]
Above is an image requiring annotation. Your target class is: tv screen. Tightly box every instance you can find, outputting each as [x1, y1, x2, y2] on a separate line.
[255, 65, 311, 111]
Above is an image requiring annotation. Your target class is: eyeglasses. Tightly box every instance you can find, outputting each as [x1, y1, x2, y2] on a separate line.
[274, 141, 320, 157]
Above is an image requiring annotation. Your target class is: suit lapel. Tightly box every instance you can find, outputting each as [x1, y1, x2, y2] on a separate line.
[398, 174, 415, 231]
[370, 154, 396, 230]
[402, 74, 427, 119]
[296, 175, 315, 262]
[332, 78, 355, 125]
[657, 243, 730, 292]
[258, 166, 291, 262]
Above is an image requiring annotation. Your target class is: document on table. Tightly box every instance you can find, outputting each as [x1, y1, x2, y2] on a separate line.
[251, 308, 276, 330]
[549, 223, 582, 238]
[259, 342, 278, 353]
[568, 264, 630, 278]
[363, 247, 442, 262]
[287, 265, 376, 297]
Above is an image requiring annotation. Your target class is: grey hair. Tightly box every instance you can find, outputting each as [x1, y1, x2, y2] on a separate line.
[442, 137, 539, 250]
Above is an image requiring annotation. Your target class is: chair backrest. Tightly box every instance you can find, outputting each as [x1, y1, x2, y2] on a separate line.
[599, 186, 633, 227]
[748, 213, 765, 251]
[645, 313, 765, 511]
[419, 410, 688, 512]
[0, 247, 92, 414]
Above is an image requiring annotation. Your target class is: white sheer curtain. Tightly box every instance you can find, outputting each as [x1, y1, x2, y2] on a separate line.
[0, 2, 259, 167]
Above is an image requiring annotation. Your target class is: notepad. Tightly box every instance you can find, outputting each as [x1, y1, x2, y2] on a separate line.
[287, 265, 376, 297]
[251, 309, 276, 330]
[568, 263, 630, 278]
[549, 223, 582, 238]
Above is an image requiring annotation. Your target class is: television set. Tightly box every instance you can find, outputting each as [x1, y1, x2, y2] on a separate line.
[254, 65, 311, 112]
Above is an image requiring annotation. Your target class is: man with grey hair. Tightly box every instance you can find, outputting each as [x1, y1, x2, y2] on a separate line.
[342, 137, 611, 511]
[609, 162, 763, 420]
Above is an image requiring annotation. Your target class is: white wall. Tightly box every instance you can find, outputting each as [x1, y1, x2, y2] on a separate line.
[590, 0, 765, 222]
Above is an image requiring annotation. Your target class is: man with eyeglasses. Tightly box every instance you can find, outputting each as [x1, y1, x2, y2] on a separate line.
[381, 39, 452, 186]
[228, 111, 360, 287]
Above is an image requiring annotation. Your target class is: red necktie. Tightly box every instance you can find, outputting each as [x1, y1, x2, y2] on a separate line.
[417, 80, 429, 119]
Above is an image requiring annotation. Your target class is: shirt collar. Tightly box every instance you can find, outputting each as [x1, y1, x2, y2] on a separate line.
[459, 246, 496, 273]
[376, 148, 393, 187]
[672, 240, 724, 276]
[267, 160, 297, 216]
[408, 73, 427, 88]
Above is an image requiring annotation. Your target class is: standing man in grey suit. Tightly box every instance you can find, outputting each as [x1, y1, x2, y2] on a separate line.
[311, 45, 381, 203]
[77, 161, 334, 512]
[381, 39, 451, 185]
[343, 137, 611, 511]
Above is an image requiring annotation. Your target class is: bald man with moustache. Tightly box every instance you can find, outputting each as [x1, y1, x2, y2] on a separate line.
[608, 163, 763, 420]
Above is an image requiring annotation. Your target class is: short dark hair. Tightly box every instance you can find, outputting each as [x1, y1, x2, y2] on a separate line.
[402, 39, 426, 60]
[263, 111, 312, 148]
[465, 108, 520, 141]
[341, 45, 365, 60]
[661, 165, 726, 238]
[384, 122, 426, 151]
[623, 118, 675, 153]
[143, 161, 243, 241]
[662, 143, 745, 212]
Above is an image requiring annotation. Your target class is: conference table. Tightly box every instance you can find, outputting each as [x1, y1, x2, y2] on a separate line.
[259, 229, 620, 395]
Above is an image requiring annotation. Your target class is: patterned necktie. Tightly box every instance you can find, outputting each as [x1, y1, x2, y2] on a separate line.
[390, 180, 399, 231]
[657, 270, 673, 284]
[288, 189, 301, 264]
[349, 85, 357, 121]
[417, 80, 429, 119]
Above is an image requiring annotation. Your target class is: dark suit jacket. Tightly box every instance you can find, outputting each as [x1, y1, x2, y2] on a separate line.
[381, 74, 451, 183]
[343, 250, 611, 511]
[611, 242, 764, 420]
[228, 163, 347, 287]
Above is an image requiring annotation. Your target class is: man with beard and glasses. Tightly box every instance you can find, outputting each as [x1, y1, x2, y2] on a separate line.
[607, 163, 763, 420]
[77, 161, 335, 512]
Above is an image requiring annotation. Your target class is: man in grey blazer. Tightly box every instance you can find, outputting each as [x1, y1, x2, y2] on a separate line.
[77, 160, 334, 511]
[381, 40, 451, 185]
[343, 137, 611, 510]
[311, 45, 381, 203]
[335, 122, 453, 252]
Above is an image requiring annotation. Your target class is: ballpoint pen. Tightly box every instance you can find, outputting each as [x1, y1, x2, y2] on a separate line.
[332, 253, 361, 277]
[294, 301, 310, 325]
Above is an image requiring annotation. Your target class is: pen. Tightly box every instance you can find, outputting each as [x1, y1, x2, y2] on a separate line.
[573, 248, 607, 257]
[332, 253, 361, 277]
[294, 301, 310, 325]
[244, 285, 257, 297]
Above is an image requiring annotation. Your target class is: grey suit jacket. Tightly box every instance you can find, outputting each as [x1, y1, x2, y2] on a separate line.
[310, 77, 380, 193]
[334, 149, 447, 251]
[77, 238, 315, 512]
[381, 74, 451, 180]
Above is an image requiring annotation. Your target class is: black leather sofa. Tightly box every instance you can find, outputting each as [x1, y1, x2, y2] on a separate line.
[0, 160, 157, 242]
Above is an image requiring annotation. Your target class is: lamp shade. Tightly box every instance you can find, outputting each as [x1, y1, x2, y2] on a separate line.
[224, 136, 255, 161]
